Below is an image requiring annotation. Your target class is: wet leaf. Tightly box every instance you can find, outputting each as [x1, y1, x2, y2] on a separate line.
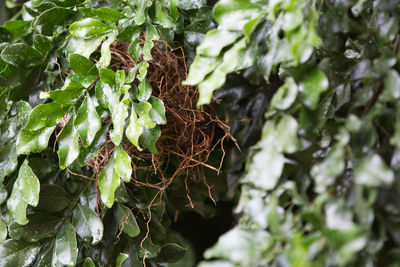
[99, 68, 116, 87]
[97, 30, 117, 68]
[23, 103, 67, 131]
[66, 35, 104, 58]
[1, 43, 42, 68]
[126, 106, 143, 151]
[98, 156, 120, 208]
[149, 96, 167, 125]
[128, 40, 142, 62]
[299, 68, 329, 110]
[9, 212, 61, 242]
[52, 223, 78, 267]
[140, 126, 161, 154]
[196, 29, 240, 57]
[142, 39, 154, 61]
[69, 18, 112, 38]
[138, 78, 152, 101]
[154, 1, 175, 28]
[75, 94, 102, 147]
[69, 54, 97, 77]
[0, 239, 40, 266]
[115, 203, 140, 237]
[77, 123, 109, 166]
[183, 56, 221, 86]
[37, 184, 72, 212]
[7, 161, 40, 225]
[79, 7, 125, 23]
[114, 145, 132, 182]
[57, 113, 80, 170]
[134, 0, 147, 25]
[34, 7, 75, 36]
[72, 204, 104, 245]
[110, 100, 129, 145]
[16, 126, 55, 155]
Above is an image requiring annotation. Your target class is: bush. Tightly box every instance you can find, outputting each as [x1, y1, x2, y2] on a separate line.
[1, 0, 400, 266]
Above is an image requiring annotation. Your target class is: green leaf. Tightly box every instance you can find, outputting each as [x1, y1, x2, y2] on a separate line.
[34, 7, 75, 36]
[1, 20, 31, 40]
[117, 25, 142, 42]
[69, 54, 97, 76]
[154, 1, 175, 28]
[183, 56, 221, 86]
[110, 100, 129, 145]
[0, 239, 40, 266]
[24, 103, 67, 131]
[355, 154, 394, 187]
[300, 68, 329, 110]
[79, 7, 126, 23]
[99, 68, 116, 87]
[47, 77, 86, 104]
[52, 223, 78, 267]
[1, 43, 42, 67]
[140, 126, 161, 154]
[134, 0, 147, 25]
[138, 78, 152, 101]
[116, 70, 126, 88]
[0, 217, 6, 243]
[72, 204, 104, 245]
[115, 203, 140, 238]
[196, 29, 240, 57]
[137, 61, 149, 81]
[116, 253, 129, 267]
[7, 161, 40, 225]
[146, 24, 160, 41]
[33, 34, 52, 53]
[57, 113, 80, 170]
[97, 30, 117, 68]
[149, 96, 167, 125]
[66, 35, 104, 58]
[114, 145, 132, 182]
[0, 143, 18, 182]
[213, 0, 261, 31]
[126, 106, 143, 151]
[9, 212, 61, 242]
[37, 184, 72, 212]
[77, 124, 109, 166]
[271, 77, 298, 110]
[155, 243, 187, 263]
[98, 156, 120, 208]
[143, 39, 154, 61]
[69, 18, 113, 38]
[16, 126, 55, 155]
[83, 257, 95, 267]
[75, 94, 102, 147]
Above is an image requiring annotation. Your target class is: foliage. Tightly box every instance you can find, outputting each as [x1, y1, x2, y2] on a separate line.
[3, 0, 400, 266]
[0, 0, 217, 266]
[183, 0, 400, 266]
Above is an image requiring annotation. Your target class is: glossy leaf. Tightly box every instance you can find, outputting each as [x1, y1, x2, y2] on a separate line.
[34, 7, 75, 36]
[138, 78, 152, 101]
[149, 96, 167, 125]
[134, 0, 147, 25]
[140, 126, 161, 154]
[66, 35, 104, 58]
[110, 100, 129, 145]
[72, 204, 104, 245]
[23, 103, 67, 131]
[16, 126, 55, 155]
[299, 68, 329, 110]
[114, 145, 132, 182]
[7, 161, 40, 225]
[116, 253, 129, 267]
[57, 113, 80, 170]
[9, 213, 61, 242]
[115, 203, 140, 237]
[183, 56, 221, 86]
[1, 43, 42, 67]
[37, 184, 72, 212]
[0, 239, 40, 266]
[98, 156, 120, 208]
[75, 94, 102, 147]
[0, 218, 6, 243]
[52, 223, 78, 267]
[83, 257, 95, 267]
[69, 18, 112, 38]
[196, 29, 240, 57]
[97, 30, 117, 68]
[69, 54, 97, 77]
[79, 7, 125, 23]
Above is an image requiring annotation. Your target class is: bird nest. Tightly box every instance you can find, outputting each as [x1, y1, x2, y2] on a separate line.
[86, 40, 233, 208]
